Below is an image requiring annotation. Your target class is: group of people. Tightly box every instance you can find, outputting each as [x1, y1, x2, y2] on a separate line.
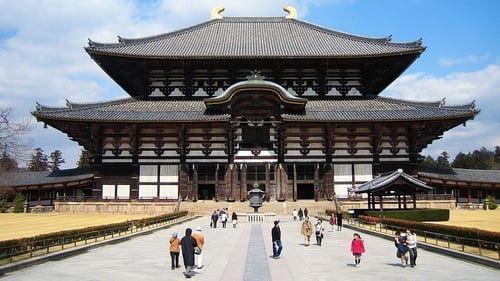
[169, 226, 205, 278]
[394, 228, 418, 267]
[210, 208, 239, 228]
[291, 207, 309, 221]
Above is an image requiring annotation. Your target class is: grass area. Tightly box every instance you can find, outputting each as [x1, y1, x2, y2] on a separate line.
[429, 208, 500, 232]
[0, 213, 153, 241]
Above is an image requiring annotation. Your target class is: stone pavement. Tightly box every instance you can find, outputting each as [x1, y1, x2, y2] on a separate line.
[1, 215, 499, 281]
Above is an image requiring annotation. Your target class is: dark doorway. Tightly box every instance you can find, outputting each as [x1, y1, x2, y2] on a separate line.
[297, 184, 314, 199]
[198, 184, 215, 200]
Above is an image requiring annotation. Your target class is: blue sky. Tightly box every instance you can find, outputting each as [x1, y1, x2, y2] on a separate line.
[0, 0, 498, 169]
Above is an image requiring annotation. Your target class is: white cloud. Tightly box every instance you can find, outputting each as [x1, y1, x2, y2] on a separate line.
[387, 64, 500, 159]
[439, 54, 491, 67]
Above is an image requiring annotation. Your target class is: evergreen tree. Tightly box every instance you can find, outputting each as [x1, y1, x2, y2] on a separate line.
[76, 149, 91, 168]
[27, 147, 49, 171]
[13, 192, 26, 213]
[436, 151, 451, 168]
[50, 150, 65, 171]
[452, 147, 494, 169]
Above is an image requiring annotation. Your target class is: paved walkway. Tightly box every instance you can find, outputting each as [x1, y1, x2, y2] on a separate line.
[1, 216, 499, 281]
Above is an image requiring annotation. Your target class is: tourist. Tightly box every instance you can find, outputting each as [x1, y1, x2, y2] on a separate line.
[304, 207, 309, 218]
[406, 228, 418, 267]
[211, 210, 218, 228]
[292, 208, 298, 221]
[271, 220, 283, 259]
[169, 232, 181, 270]
[180, 228, 198, 278]
[192, 226, 205, 269]
[221, 210, 228, 228]
[394, 231, 409, 267]
[336, 212, 343, 231]
[298, 208, 304, 221]
[231, 211, 238, 228]
[329, 213, 336, 232]
[350, 233, 365, 267]
[301, 216, 313, 246]
[315, 219, 325, 246]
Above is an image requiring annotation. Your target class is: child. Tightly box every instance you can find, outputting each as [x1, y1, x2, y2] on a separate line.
[169, 232, 181, 270]
[350, 233, 365, 267]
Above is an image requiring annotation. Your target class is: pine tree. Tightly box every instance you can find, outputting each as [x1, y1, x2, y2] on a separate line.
[76, 149, 91, 168]
[27, 148, 49, 171]
[50, 150, 65, 171]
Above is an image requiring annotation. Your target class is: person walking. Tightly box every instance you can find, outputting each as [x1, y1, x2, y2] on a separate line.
[301, 216, 313, 246]
[336, 212, 343, 231]
[350, 233, 365, 268]
[192, 226, 205, 269]
[303, 207, 309, 218]
[271, 220, 283, 259]
[221, 211, 228, 228]
[329, 213, 336, 232]
[298, 208, 304, 221]
[211, 210, 219, 228]
[394, 231, 409, 267]
[292, 209, 298, 221]
[315, 219, 325, 246]
[231, 211, 238, 228]
[169, 232, 181, 270]
[180, 228, 198, 278]
[406, 228, 418, 267]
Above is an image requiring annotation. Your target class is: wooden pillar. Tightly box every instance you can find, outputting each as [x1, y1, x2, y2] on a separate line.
[314, 163, 320, 200]
[240, 163, 247, 200]
[412, 193, 417, 209]
[293, 163, 297, 200]
[367, 192, 372, 210]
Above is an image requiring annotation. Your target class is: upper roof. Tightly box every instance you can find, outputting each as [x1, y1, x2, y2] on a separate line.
[33, 96, 477, 123]
[86, 16, 425, 59]
[356, 169, 434, 194]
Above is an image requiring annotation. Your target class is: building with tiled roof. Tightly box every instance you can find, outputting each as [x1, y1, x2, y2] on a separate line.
[29, 7, 479, 204]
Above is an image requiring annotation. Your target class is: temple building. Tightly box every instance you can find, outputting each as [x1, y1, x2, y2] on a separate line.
[31, 7, 478, 202]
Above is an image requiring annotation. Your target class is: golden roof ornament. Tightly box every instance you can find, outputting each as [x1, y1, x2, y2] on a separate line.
[211, 7, 225, 19]
[284, 6, 297, 19]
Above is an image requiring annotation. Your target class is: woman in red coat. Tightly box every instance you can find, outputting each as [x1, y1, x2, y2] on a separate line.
[350, 233, 365, 268]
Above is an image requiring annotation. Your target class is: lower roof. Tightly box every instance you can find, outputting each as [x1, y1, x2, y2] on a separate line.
[33, 96, 477, 123]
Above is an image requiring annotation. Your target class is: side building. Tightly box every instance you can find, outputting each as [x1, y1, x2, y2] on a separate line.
[30, 8, 478, 202]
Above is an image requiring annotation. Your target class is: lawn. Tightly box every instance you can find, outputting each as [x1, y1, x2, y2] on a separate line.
[0, 213, 153, 241]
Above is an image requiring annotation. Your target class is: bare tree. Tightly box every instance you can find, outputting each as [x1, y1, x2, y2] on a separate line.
[0, 107, 34, 162]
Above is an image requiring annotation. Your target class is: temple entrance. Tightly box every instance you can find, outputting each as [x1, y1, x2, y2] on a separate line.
[297, 184, 315, 199]
[198, 184, 215, 200]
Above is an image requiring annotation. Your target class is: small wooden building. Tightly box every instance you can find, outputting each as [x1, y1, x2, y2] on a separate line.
[31, 7, 478, 202]
[356, 169, 434, 210]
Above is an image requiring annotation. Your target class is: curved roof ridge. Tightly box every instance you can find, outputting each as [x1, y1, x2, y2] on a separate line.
[377, 96, 478, 111]
[86, 16, 425, 54]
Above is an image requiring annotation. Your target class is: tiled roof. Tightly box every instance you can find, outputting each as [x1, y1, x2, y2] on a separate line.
[0, 168, 93, 188]
[86, 17, 425, 59]
[33, 96, 477, 123]
[417, 167, 500, 184]
[356, 169, 433, 194]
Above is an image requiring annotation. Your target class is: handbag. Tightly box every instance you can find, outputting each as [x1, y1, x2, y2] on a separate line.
[194, 247, 202, 255]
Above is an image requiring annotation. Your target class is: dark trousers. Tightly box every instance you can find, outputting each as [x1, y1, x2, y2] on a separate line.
[408, 247, 417, 266]
[272, 240, 283, 257]
[170, 251, 179, 268]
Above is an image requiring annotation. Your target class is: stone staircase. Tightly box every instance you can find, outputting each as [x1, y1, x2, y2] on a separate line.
[179, 199, 337, 217]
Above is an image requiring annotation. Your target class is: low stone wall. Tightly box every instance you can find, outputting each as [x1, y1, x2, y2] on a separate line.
[54, 199, 456, 215]
[55, 201, 177, 214]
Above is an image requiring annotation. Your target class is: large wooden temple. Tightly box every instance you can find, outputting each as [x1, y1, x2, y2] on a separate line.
[32, 7, 478, 202]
